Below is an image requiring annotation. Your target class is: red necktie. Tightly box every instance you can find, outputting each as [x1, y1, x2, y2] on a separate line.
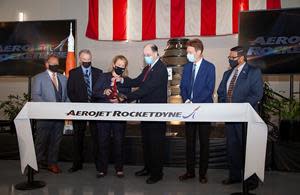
[142, 65, 151, 82]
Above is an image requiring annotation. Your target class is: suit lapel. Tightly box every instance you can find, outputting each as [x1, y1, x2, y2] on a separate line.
[57, 74, 64, 99]
[194, 59, 206, 85]
[43, 71, 56, 101]
[232, 63, 249, 96]
[224, 69, 234, 92]
[148, 59, 161, 76]
[235, 63, 249, 86]
[77, 67, 86, 87]
[91, 67, 98, 86]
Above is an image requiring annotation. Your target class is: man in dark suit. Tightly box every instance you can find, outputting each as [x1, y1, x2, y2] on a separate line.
[179, 39, 216, 183]
[31, 54, 69, 174]
[217, 46, 263, 189]
[67, 49, 103, 173]
[117, 44, 168, 184]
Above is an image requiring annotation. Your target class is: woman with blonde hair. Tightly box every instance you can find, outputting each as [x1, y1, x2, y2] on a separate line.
[92, 55, 131, 178]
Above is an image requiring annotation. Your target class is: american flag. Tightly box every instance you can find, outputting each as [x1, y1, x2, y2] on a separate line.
[86, 0, 300, 41]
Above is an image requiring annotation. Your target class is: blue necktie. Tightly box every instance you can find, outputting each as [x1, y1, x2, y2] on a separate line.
[84, 69, 92, 101]
[189, 64, 196, 100]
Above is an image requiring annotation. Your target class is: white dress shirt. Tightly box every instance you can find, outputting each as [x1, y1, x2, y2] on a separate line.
[47, 70, 58, 88]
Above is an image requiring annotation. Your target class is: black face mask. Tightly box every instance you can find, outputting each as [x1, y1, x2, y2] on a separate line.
[114, 66, 125, 76]
[228, 59, 239, 68]
[48, 65, 59, 72]
[82, 62, 91, 68]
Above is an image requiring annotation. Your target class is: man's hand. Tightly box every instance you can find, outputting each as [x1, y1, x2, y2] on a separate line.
[118, 93, 127, 103]
[103, 89, 112, 96]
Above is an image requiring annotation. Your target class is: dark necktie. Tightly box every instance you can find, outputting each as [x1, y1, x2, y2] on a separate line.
[189, 64, 196, 99]
[84, 69, 92, 101]
[142, 65, 151, 82]
[227, 68, 239, 103]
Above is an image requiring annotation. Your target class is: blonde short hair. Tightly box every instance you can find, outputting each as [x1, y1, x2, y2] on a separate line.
[111, 55, 129, 77]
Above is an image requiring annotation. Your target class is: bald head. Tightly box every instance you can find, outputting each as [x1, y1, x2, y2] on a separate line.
[143, 44, 159, 64]
[144, 44, 158, 52]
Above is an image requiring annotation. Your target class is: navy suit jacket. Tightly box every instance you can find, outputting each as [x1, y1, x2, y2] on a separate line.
[180, 59, 216, 103]
[122, 58, 168, 103]
[92, 72, 131, 103]
[67, 66, 103, 102]
[217, 63, 263, 111]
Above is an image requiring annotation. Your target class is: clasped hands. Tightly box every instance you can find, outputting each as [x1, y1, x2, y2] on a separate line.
[103, 75, 127, 103]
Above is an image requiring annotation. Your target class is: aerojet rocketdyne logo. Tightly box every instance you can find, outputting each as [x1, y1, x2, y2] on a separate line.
[66, 106, 201, 120]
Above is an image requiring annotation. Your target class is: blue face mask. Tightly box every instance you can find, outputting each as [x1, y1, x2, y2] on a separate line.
[187, 53, 196, 63]
[144, 56, 154, 65]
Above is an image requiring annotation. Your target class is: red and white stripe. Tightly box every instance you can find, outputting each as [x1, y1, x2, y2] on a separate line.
[86, 0, 300, 41]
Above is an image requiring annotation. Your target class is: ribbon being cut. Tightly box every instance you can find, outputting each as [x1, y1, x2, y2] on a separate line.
[14, 102, 267, 181]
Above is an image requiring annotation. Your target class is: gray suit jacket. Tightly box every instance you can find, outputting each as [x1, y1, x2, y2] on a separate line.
[31, 70, 69, 102]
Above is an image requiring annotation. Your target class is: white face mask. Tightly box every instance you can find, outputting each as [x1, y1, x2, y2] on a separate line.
[187, 53, 196, 63]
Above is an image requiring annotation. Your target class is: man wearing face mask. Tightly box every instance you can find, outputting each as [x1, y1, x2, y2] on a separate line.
[31, 54, 69, 173]
[67, 49, 103, 173]
[116, 44, 168, 184]
[217, 46, 263, 190]
[179, 39, 215, 184]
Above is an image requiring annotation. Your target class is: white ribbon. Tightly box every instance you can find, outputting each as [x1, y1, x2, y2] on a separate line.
[14, 102, 267, 181]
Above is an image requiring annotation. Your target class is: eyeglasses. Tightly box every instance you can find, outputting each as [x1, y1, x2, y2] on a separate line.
[227, 56, 240, 60]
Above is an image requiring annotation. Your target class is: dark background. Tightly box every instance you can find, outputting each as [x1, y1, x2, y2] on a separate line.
[239, 8, 300, 74]
[0, 19, 76, 76]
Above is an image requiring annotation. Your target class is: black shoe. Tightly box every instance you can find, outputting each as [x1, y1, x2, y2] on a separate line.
[178, 173, 195, 181]
[245, 177, 259, 191]
[199, 176, 208, 184]
[68, 165, 83, 173]
[222, 178, 242, 185]
[116, 171, 125, 178]
[135, 168, 150, 176]
[146, 176, 162, 184]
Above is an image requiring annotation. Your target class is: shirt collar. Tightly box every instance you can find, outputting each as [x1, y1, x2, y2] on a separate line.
[150, 57, 160, 68]
[194, 58, 203, 67]
[81, 65, 91, 74]
[47, 69, 57, 77]
[236, 62, 246, 72]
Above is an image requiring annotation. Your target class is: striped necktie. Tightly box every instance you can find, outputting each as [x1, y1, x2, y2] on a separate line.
[51, 72, 58, 91]
[227, 68, 239, 103]
[84, 69, 92, 101]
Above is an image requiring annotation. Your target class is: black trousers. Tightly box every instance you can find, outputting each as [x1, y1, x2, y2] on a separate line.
[225, 122, 246, 181]
[96, 121, 126, 173]
[35, 120, 64, 165]
[226, 122, 259, 188]
[141, 121, 166, 178]
[185, 122, 210, 177]
[71, 120, 98, 169]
